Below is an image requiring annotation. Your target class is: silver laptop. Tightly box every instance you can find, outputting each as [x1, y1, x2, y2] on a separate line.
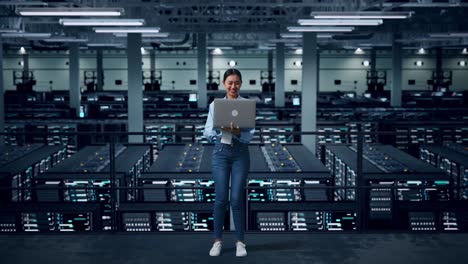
[213, 99, 256, 128]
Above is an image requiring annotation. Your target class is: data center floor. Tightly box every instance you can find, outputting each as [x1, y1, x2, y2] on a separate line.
[1, 232, 467, 264]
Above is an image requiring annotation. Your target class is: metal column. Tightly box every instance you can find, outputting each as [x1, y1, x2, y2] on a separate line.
[127, 33, 144, 143]
[275, 43, 285, 107]
[391, 34, 402, 107]
[197, 33, 207, 108]
[301, 32, 318, 154]
[0, 37, 4, 148]
[96, 49, 104, 91]
[69, 43, 81, 118]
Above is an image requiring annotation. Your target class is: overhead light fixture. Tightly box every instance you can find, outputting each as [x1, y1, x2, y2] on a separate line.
[280, 33, 302, 38]
[462, 48, 468, 54]
[0, 28, 22, 33]
[87, 43, 125, 48]
[43, 37, 88, 43]
[310, 11, 411, 19]
[228, 60, 237, 67]
[418, 48, 426, 54]
[60, 19, 144, 26]
[298, 19, 383, 26]
[293, 60, 302, 66]
[0, 1, 47, 6]
[17, 7, 123, 16]
[458, 61, 467, 67]
[354, 48, 365, 54]
[449, 32, 468, 37]
[257, 46, 274, 50]
[211, 48, 223, 55]
[280, 33, 334, 38]
[429, 32, 468, 38]
[362, 60, 370, 67]
[207, 46, 233, 50]
[94, 27, 160, 33]
[359, 43, 392, 47]
[1, 32, 51, 38]
[19, 47, 26, 54]
[287, 26, 354, 32]
[295, 48, 303, 54]
[114, 32, 169, 38]
[415, 61, 424, 67]
[269, 39, 302, 43]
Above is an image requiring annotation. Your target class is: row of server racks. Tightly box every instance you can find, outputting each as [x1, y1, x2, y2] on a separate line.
[2, 138, 466, 233]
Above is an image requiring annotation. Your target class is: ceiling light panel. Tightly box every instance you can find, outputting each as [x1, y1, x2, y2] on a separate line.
[298, 19, 383, 26]
[94, 27, 160, 33]
[114, 33, 169, 38]
[287, 26, 354, 32]
[310, 11, 411, 19]
[1, 32, 51, 38]
[60, 19, 144, 26]
[17, 7, 123, 16]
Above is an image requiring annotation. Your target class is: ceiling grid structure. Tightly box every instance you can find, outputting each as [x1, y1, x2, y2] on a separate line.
[0, 0, 466, 50]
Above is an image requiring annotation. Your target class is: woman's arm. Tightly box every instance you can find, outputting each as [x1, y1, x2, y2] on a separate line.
[204, 102, 221, 143]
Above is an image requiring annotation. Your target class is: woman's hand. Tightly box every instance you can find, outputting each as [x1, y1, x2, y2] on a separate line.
[221, 121, 241, 136]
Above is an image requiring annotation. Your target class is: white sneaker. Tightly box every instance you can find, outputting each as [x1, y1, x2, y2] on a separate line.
[236, 241, 247, 257]
[209, 241, 222, 256]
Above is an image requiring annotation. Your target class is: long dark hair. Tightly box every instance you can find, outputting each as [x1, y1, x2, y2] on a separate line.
[223, 69, 242, 83]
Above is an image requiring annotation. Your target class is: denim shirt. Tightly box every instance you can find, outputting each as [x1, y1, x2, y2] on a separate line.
[203, 95, 255, 144]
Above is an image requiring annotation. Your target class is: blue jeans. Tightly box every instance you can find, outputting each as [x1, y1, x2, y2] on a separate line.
[212, 141, 249, 241]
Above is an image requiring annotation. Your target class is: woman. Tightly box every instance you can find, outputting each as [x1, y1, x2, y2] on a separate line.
[204, 69, 255, 257]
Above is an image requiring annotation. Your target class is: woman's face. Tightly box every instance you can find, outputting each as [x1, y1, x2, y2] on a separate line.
[223, 74, 242, 99]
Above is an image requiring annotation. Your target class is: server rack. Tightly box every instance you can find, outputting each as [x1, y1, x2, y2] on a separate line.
[0, 145, 67, 203]
[30, 144, 151, 232]
[0, 145, 68, 232]
[129, 143, 358, 232]
[247, 144, 354, 232]
[123, 143, 221, 232]
[0, 144, 44, 167]
[420, 144, 468, 200]
[324, 144, 455, 231]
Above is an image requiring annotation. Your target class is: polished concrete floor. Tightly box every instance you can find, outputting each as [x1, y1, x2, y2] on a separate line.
[1, 232, 467, 264]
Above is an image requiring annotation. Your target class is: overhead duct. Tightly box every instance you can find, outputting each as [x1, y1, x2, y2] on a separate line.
[147, 33, 193, 51]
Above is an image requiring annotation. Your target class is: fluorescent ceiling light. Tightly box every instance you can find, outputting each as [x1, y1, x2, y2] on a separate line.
[0, 28, 22, 33]
[0, 1, 47, 6]
[94, 27, 160, 33]
[142, 38, 186, 43]
[207, 46, 233, 50]
[280, 33, 302, 38]
[114, 32, 169, 38]
[359, 43, 392, 47]
[311, 11, 411, 19]
[60, 19, 144, 26]
[429, 32, 468, 38]
[1, 32, 51, 38]
[298, 19, 383, 26]
[43, 37, 88, 43]
[269, 39, 302, 43]
[396, 37, 453, 42]
[17, 7, 123, 16]
[449, 32, 468, 37]
[287, 26, 354, 32]
[87, 43, 125, 48]
[280, 33, 333, 38]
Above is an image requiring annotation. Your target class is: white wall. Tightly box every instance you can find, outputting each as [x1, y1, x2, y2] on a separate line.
[2, 49, 468, 93]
